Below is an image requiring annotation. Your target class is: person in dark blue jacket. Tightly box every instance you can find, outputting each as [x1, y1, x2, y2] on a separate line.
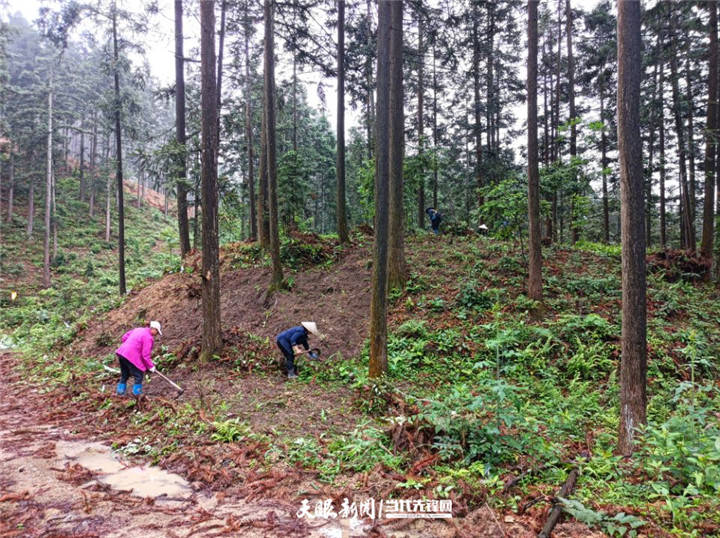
[276, 321, 320, 379]
[426, 207, 442, 234]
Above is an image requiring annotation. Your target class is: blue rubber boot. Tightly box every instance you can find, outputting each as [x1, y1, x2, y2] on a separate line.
[116, 383, 126, 396]
[132, 384, 143, 396]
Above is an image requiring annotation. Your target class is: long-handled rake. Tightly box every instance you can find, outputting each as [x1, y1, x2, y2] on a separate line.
[102, 364, 184, 395]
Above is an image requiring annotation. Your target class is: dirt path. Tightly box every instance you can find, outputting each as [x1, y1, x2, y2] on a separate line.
[0, 353, 384, 538]
[0, 354, 465, 538]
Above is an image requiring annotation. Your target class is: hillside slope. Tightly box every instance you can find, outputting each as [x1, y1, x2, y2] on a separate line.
[3, 179, 720, 535]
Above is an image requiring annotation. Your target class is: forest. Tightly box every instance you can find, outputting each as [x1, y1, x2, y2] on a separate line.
[1, 0, 720, 536]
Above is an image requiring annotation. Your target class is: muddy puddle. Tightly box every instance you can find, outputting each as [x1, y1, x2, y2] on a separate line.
[57, 440, 192, 499]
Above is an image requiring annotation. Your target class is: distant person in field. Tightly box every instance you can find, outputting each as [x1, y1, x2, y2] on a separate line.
[276, 322, 320, 379]
[115, 321, 162, 396]
[426, 207, 443, 235]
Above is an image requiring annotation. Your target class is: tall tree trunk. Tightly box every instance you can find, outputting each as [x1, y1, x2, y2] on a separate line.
[6, 152, 14, 222]
[669, 15, 694, 251]
[27, 176, 34, 238]
[566, 0, 579, 244]
[686, 58, 697, 232]
[486, 2, 495, 157]
[264, 0, 283, 291]
[647, 63, 658, 247]
[292, 54, 298, 152]
[432, 44, 438, 208]
[365, 0, 374, 162]
[105, 134, 111, 242]
[200, 0, 222, 359]
[685, 58, 697, 226]
[89, 111, 97, 217]
[472, 10, 483, 209]
[244, 1, 257, 240]
[554, 0, 562, 163]
[257, 102, 270, 248]
[52, 168, 57, 260]
[659, 59, 667, 249]
[617, 0, 646, 456]
[701, 0, 718, 259]
[543, 37, 552, 240]
[416, 3, 425, 229]
[43, 82, 53, 289]
[79, 119, 85, 201]
[543, 39, 549, 168]
[112, 4, 127, 295]
[63, 127, 69, 173]
[600, 86, 610, 243]
[369, 0, 391, 379]
[527, 0, 542, 303]
[137, 175, 142, 208]
[216, 0, 227, 161]
[175, 0, 191, 256]
[337, 0, 349, 243]
[387, 0, 406, 290]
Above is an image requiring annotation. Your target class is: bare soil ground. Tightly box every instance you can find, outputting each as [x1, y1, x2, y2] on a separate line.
[71, 240, 373, 367]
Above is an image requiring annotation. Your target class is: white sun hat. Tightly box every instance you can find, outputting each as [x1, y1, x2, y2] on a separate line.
[150, 320, 163, 336]
[301, 321, 319, 336]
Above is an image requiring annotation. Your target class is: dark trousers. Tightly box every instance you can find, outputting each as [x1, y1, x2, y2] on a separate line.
[276, 341, 296, 374]
[117, 354, 144, 385]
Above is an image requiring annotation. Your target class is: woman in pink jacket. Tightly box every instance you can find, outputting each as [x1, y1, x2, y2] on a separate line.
[115, 321, 162, 396]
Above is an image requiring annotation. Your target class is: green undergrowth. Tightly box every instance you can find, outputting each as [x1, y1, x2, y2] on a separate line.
[299, 237, 720, 535]
[4, 199, 720, 535]
[0, 176, 180, 353]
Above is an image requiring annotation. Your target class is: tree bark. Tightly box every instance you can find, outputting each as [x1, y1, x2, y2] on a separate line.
[43, 82, 53, 289]
[257, 99, 270, 248]
[701, 0, 718, 259]
[647, 62, 658, 247]
[366, 0, 374, 162]
[79, 119, 85, 201]
[216, 0, 227, 161]
[27, 176, 33, 238]
[105, 133, 111, 242]
[432, 44, 438, 209]
[337, 0, 349, 243]
[264, 0, 283, 291]
[244, 0, 257, 241]
[553, 0, 562, 163]
[600, 85, 610, 243]
[566, 0, 579, 244]
[89, 111, 97, 217]
[369, 0, 391, 379]
[175, 0, 191, 256]
[112, 4, 127, 295]
[6, 152, 14, 222]
[416, 3, 425, 229]
[686, 58, 697, 231]
[617, 0, 647, 456]
[472, 9, 483, 209]
[200, 0, 222, 360]
[486, 2, 495, 156]
[659, 59, 667, 249]
[527, 0, 542, 303]
[387, 0, 406, 290]
[669, 14, 694, 251]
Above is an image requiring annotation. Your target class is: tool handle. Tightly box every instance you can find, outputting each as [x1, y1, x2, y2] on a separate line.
[154, 370, 184, 393]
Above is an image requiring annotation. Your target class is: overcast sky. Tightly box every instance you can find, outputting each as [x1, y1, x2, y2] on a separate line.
[6, 0, 605, 135]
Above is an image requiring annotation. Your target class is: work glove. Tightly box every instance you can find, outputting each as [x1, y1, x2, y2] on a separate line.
[149, 367, 157, 373]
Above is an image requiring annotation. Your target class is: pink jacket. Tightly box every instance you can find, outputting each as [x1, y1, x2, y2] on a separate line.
[116, 327, 155, 372]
